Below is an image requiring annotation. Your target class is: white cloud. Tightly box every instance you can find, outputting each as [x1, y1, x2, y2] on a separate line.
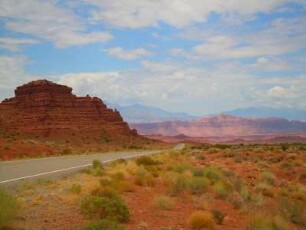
[83, 0, 302, 28]
[106, 47, 152, 60]
[0, 37, 38, 51]
[0, 0, 112, 47]
[0, 55, 39, 98]
[250, 57, 291, 71]
[176, 15, 306, 60]
[268, 86, 287, 97]
[56, 61, 306, 114]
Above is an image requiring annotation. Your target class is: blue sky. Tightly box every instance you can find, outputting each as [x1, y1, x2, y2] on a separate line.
[0, 0, 305, 115]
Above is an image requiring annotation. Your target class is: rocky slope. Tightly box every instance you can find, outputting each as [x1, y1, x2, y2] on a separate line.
[131, 114, 306, 138]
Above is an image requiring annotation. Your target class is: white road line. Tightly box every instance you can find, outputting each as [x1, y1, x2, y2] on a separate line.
[0, 151, 159, 184]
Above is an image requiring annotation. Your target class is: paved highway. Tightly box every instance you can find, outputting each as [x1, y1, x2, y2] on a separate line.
[0, 144, 185, 185]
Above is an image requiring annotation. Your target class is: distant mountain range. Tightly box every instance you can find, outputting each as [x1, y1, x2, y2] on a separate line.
[131, 114, 306, 137]
[224, 107, 306, 121]
[106, 103, 196, 123]
[106, 102, 306, 123]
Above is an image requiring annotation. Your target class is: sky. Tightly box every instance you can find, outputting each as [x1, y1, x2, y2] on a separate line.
[0, 0, 305, 116]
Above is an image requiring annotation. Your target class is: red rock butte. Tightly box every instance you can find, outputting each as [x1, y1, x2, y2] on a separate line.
[0, 79, 138, 139]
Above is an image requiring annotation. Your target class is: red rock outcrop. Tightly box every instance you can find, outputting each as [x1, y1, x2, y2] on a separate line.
[0, 79, 138, 140]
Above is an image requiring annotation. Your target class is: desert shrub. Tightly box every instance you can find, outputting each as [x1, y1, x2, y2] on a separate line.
[134, 166, 154, 186]
[111, 172, 125, 181]
[213, 181, 232, 199]
[170, 175, 188, 195]
[188, 211, 214, 230]
[255, 183, 274, 197]
[78, 218, 126, 230]
[247, 213, 290, 230]
[203, 166, 224, 181]
[196, 154, 205, 160]
[173, 163, 193, 173]
[114, 181, 135, 193]
[240, 184, 249, 201]
[69, 184, 82, 194]
[188, 177, 209, 195]
[99, 178, 113, 187]
[155, 196, 174, 210]
[135, 156, 160, 166]
[0, 188, 19, 228]
[91, 186, 118, 199]
[93, 159, 104, 169]
[228, 193, 244, 209]
[211, 209, 226, 225]
[259, 171, 275, 185]
[273, 215, 290, 230]
[80, 195, 130, 222]
[234, 155, 243, 163]
[62, 147, 72, 155]
[111, 158, 127, 166]
[191, 169, 204, 177]
[86, 159, 105, 176]
[250, 193, 264, 207]
[277, 197, 306, 227]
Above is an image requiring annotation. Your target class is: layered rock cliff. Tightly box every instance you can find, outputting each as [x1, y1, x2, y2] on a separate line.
[0, 80, 138, 140]
[131, 114, 306, 137]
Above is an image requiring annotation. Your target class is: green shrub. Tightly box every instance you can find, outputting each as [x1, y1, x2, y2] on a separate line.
[188, 211, 214, 230]
[0, 188, 19, 228]
[134, 166, 154, 186]
[111, 172, 125, 181]
[259, 171, 275, 185]
[247, 213, 290, 230]
[188, 177, 209, 195]
[78, 219, 126, 230]
[213, 181, 232, 199]
[80, 195, 130, 222]
[278, 197, 306, 227]
[255, 183, 274, 197]
[240, 184, 249, 201]
[170, 175, 188, 195]
[203, 166, 224, 181]
[211, 209, 226, 225]
[93, 159, 104, 169]
[69, 184, 82, 194]
[247, 213, 274, 230]
[173, 163, 193, 173]
[135, 156, 160, 166]
[155, 196, 174, 210]
[191, 169, 204, 177]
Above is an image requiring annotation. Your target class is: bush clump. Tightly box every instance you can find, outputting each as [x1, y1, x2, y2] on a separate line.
[0, 188, 19, 228]
[69, 184, 82, 194]
[188, 211, 214, 230]
[211, 209, 226, 225]
[188, 177, 210, 195]
[80, 194, 130, 223]
[77, 219, 126, 230]
[135, 156, 160, 166]
[155, 196, 174, 210]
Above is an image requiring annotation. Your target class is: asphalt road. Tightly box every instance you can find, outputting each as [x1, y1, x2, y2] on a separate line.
[0, 144, 185, 185]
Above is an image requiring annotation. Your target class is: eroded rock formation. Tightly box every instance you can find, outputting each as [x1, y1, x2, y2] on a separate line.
[0, 79, 138, 139]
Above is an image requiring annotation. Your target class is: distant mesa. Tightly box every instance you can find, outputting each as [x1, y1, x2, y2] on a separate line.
[131, 114, 306, 143]
[0, 79, 138, 140]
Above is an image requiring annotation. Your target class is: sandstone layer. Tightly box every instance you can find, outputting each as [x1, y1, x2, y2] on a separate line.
[0, 79, 138, 140]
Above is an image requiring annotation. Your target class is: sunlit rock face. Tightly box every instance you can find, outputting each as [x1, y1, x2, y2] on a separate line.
[0, 79, 138, 138]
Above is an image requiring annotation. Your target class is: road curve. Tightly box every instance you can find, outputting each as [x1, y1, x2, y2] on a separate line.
[0, 144, 185, 185]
